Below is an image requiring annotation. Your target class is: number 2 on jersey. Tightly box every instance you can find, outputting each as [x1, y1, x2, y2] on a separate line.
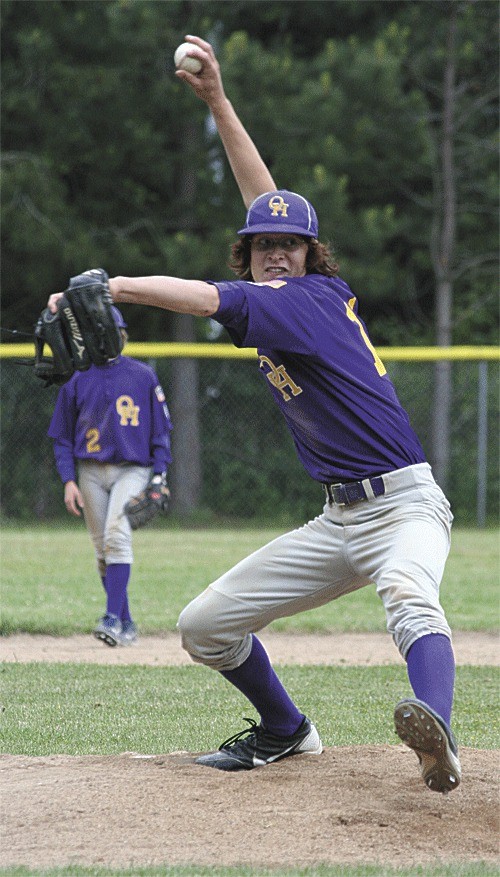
[86, 428, 101, 453]
[346, 297, 386, 376]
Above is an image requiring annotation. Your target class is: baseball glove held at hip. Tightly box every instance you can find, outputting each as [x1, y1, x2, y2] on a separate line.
[34, 268, 122, 386]
[124, 474, 171, 530]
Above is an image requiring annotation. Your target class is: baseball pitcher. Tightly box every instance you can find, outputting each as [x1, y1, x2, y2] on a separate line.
[44, 37, 460, 794]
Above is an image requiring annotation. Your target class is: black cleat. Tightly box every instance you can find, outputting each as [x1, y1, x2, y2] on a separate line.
[196, 716, 323, 772]
[394, 698, 461, 794]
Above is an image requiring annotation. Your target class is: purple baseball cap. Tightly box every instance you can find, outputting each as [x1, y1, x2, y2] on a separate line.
[237, 190, 319, 238]
[111, 306, 127, 329]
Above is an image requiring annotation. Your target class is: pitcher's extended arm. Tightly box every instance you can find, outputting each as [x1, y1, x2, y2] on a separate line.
[175, 35, 276, 207]
[48, 276, 219, 318]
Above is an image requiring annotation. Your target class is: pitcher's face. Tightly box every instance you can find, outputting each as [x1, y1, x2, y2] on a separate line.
[250, 235, 308, 283]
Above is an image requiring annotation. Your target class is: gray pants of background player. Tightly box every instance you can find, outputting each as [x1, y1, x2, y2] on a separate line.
[79, 461, 151, 579]
[178, 463, 453, 669]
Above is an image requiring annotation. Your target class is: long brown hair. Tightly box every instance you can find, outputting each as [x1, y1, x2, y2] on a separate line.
[228, 237, 339, 281]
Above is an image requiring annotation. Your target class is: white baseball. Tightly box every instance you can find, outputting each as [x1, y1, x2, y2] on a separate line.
[174, 43, 203, 74]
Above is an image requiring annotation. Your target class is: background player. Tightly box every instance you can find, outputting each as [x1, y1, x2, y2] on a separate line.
[47, 38, 460, 793]
[48, 306, 172, 646]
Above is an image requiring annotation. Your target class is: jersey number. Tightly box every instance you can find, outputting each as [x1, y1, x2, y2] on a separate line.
[86, 428, 101, 454]
[346, 297, 386, 376]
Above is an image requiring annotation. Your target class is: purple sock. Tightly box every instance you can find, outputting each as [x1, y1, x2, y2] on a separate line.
[406, 633, 455, 726]
[105, 563, 131, 620]
[221, 635, 304, 736]
[120, 595, 132, 624]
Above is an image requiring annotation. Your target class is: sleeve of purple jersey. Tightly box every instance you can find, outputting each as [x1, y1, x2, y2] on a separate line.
[150, 378, 173, 475]
[48, 385, 78, 483]
[212, 280, 316, 352]
[52, 438, 77, 484]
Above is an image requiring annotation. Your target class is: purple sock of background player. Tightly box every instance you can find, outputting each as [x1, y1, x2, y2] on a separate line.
[105, 563, 132, 622]
[222, 634, 304, 737]
[406, 633, 455, 727]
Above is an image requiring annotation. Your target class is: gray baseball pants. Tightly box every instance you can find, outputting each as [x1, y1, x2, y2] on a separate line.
[178, 463, 453, 669]
[79, 461, 151, 577]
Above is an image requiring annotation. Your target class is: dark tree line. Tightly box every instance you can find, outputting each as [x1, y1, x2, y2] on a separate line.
[1, 0, 498, 512]
[2, 1, 497, 342]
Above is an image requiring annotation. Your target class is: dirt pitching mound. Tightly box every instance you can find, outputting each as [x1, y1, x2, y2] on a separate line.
[1, 747, 497, 870]
[2, 632, 498, 870]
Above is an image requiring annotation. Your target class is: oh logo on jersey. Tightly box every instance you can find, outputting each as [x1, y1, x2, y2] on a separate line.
[259, 355, 303, 402]
[116, 395, 140, 426]
[268, 195, 289, 218]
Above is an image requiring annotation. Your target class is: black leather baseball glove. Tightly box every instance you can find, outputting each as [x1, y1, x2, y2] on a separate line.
[34, 269, 122, 386]
[33, 307, 79, 386]
[124, 474, 171, 530]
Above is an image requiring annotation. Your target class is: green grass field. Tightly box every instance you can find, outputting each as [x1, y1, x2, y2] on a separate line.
[1, 864, 499, 877]
[3, 663, 498, 755]
[1, 525, 498, 877]
[1, 525, 498, 635]
[2, 864, 499, 877]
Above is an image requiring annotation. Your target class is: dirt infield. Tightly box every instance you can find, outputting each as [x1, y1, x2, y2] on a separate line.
[1, 632, 498, 871]
[2, 629, 498, 666]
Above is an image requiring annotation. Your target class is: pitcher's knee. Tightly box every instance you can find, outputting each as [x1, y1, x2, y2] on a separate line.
[390, 611, 452, 659]
[177, 599, 208, 658]
[177, 591, 231, 663]
[177, 590, 252, 670]
[378, 575, 451, 659]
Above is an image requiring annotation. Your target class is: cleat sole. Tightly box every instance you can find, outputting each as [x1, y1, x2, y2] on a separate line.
[394, 699, 461, 794]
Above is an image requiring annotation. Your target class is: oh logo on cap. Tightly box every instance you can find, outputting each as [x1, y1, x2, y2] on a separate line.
[268, 195, 289, 218]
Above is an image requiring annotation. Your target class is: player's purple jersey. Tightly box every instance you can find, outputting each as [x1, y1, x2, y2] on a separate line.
[212, 274, 426, 483]
[48, 356, 172, 484]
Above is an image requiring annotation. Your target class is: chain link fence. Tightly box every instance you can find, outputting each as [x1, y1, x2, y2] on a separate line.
[1, 348, 498, 527]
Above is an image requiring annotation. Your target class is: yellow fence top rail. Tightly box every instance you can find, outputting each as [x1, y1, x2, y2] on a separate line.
[1, 342, 499, 361]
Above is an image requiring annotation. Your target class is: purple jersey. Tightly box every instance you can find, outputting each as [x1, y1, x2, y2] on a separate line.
[212, 274, 426, 482]
[48, 356, 172, 484]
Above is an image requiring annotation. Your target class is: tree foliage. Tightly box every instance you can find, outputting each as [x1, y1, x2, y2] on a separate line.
[1, 1, 497, 520]
[1, 0, 497, 344]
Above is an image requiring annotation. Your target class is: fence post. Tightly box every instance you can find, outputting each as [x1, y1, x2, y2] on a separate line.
[476, 360, 488, 528]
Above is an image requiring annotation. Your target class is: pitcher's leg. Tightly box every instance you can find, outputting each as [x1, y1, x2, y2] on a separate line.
[357, 480, 460, 793]
[361, 496, 453, 665]
[178, 512, 360, 670]
[406, 633, 455, 726]
[222, 634, 304, 736]
[178, 513, 364, 767]
[373, 516, 455, 728]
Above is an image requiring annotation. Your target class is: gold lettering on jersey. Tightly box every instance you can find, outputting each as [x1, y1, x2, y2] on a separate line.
[268, 195, 289, 218]
[259, 355, 303, 402]
[86, 428, 101, 453]
[345, 296, 386, 376]
[116, 395, 140, 426]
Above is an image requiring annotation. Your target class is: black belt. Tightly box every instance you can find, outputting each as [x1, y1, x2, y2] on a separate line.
[323, 476, 386, 506]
